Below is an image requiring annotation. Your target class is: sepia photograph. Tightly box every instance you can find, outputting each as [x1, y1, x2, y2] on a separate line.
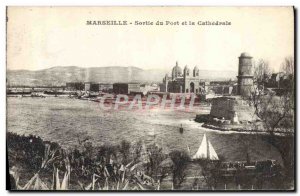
[6, 6, 295, 191]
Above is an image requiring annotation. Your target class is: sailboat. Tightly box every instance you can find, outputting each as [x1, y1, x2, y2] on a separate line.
[192, 134, 219, 160]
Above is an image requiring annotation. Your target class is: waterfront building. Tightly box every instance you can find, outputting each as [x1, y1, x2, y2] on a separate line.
[113, 83, 141, 94]
[207, 81, 236, 95]
[66, 82, 84, 91]
[99, 83, 113, 92]
[84, 82, 100, 92]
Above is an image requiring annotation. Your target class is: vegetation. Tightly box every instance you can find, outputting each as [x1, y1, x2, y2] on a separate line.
[169, 150, 190, 189]
[8, 132, 289, 191]
[7, 132, 186, 190]
[251, 57, 295, 187]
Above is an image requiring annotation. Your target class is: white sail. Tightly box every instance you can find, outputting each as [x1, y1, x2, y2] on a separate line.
[208, 141, 219, 160]
[192, 134, 207, 159]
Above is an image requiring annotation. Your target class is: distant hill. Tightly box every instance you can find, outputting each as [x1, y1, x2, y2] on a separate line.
[7, 66, 236, 86]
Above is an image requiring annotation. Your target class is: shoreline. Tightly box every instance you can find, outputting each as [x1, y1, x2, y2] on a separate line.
[194, 117, 291, 136]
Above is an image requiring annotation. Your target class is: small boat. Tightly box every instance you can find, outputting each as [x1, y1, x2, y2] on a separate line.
[192, 134, 219, 160]
[179, 124, 184, 134]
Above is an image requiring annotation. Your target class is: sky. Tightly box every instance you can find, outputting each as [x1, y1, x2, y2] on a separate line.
[7, 7, 294, 72]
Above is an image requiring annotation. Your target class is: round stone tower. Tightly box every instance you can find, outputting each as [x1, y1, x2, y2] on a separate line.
[237, 52, 254, 97]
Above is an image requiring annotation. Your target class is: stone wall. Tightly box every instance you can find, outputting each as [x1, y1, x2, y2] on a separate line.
[210, 96, 256, 122]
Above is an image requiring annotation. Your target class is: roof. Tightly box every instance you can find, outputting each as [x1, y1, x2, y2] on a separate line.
[172, 64, 183, 75]
[240, 52, 252, 58]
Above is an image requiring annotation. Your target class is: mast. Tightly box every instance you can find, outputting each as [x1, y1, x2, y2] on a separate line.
[207, 135, 210, 160]
[186, 144, 191, 156]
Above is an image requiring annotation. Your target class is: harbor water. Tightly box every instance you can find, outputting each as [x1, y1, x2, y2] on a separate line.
[7, 97, 282, 164]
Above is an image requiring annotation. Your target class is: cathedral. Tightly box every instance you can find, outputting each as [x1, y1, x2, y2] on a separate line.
[161, 62, 204, 94]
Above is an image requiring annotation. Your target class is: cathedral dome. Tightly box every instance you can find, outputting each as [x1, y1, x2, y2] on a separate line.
[172, 62, 182, 77]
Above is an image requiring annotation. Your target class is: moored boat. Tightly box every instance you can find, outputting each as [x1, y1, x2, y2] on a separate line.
[179, 124, 184, 134]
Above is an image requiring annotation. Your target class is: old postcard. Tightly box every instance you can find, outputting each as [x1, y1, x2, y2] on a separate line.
[6, 7, 295, 191]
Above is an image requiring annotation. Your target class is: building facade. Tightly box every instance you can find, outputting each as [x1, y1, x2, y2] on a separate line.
[161, 62, 204, 94]
[113, 83, 141, 94]
[210, 96, 256, 122]
[66, 82, 84, 91]
[84, 82, 100, 92]
[99, 83, 113, 92]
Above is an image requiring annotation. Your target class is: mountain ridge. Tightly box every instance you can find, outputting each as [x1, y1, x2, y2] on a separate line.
[7, 66, 236, 86]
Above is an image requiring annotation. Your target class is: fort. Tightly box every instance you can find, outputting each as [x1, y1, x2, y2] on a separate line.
[210, 96, 255, 123]
[196, 52, 257, 131]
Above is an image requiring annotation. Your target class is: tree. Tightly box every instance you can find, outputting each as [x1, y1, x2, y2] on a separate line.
[146, 144, 167, 182]
[253, 59, 271, 88]
[251, 57, 294, 184]
[169, 150, 190, 189]
[281, 57, 295, 90]
[281, 57, 294, 76]
[200, 156, 225, 190]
